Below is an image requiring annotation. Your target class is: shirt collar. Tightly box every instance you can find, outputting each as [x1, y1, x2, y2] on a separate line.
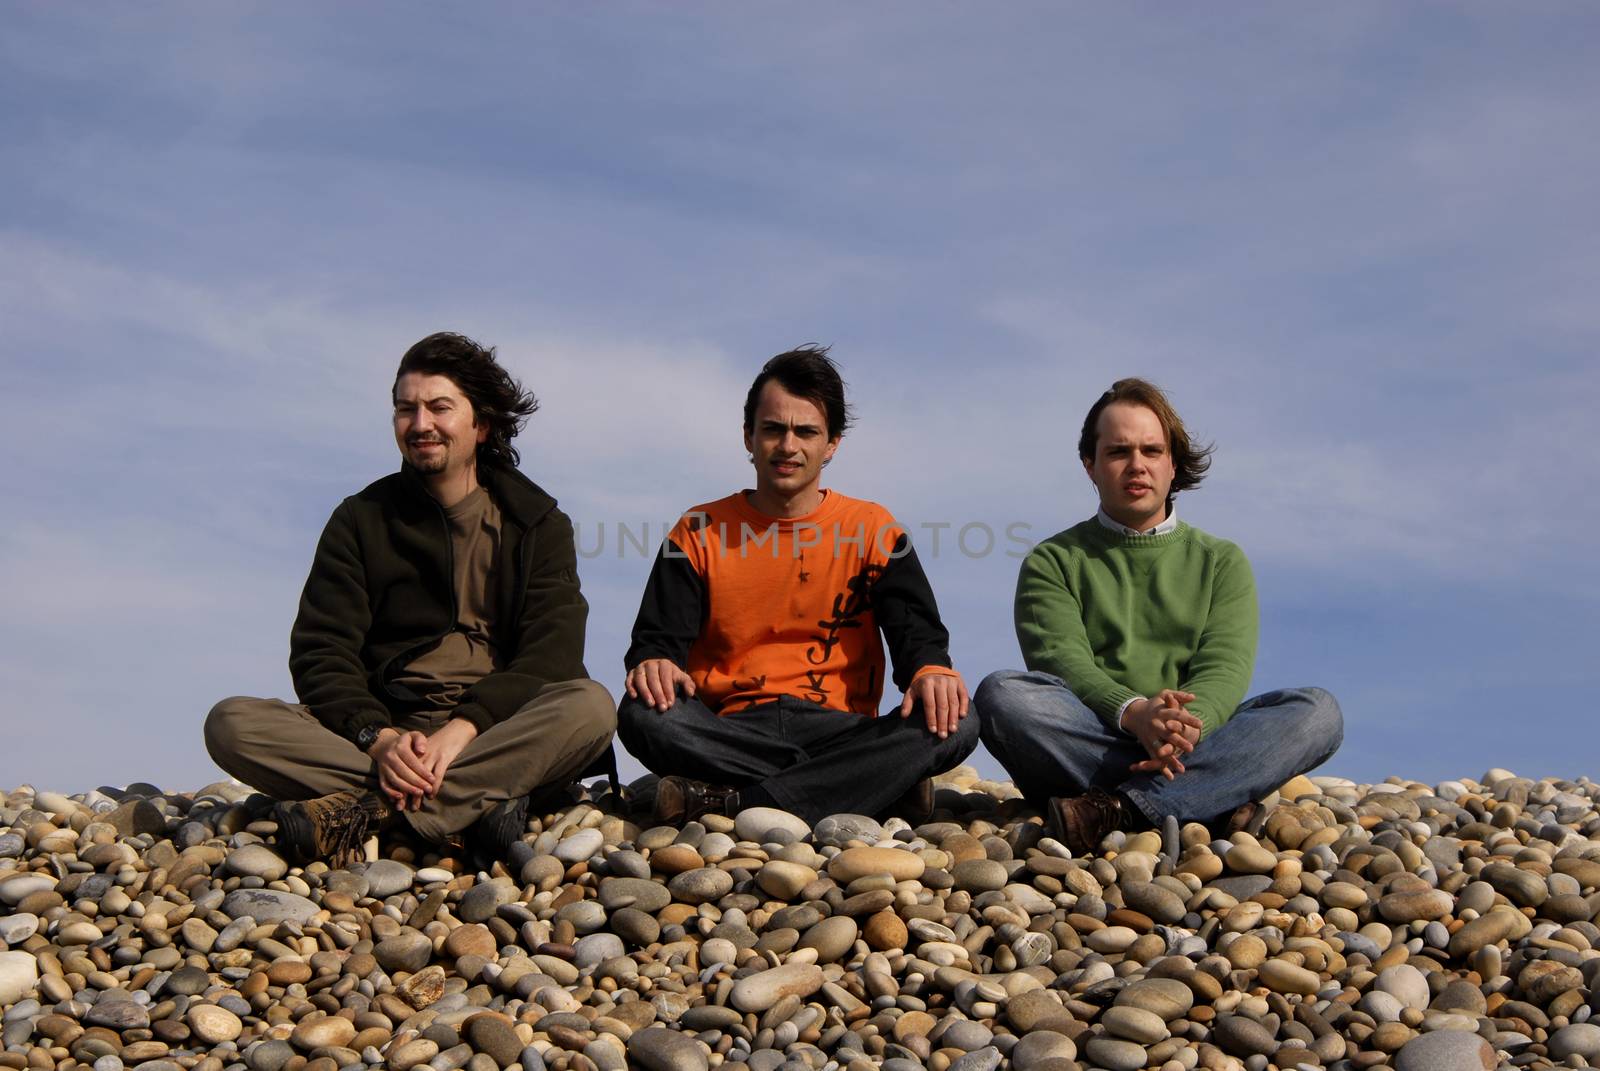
[1096, 506, 1178, 537]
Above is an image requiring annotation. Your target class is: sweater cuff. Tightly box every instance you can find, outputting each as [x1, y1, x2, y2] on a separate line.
[1115, 695, 1143, 737]
[450, 702, 495, 737]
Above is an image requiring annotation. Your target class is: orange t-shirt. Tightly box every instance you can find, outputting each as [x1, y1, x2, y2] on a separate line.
[648, 490, 955, 715]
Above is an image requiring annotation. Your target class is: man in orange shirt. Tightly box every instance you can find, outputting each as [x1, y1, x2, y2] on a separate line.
[619, 346, 977, 824]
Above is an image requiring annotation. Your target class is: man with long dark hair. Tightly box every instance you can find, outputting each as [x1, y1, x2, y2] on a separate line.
[977, 378, 1342, 855]
[206, 332, 615, 866]
[619, 345, 978, 825]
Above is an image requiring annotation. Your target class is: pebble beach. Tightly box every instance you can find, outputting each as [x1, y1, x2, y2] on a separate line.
[3, 767, 1599, 1071]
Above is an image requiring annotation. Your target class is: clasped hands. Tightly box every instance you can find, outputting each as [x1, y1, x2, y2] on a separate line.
[626, 658, 970, 739]
[1122, 690, 1202, 781]
[366, 718, 479, 810]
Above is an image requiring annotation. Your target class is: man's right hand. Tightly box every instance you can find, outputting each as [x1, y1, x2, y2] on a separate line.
[625, 659, 696, 712]
[1122, 693, 1202, 780]
[368, 728, 437, 810]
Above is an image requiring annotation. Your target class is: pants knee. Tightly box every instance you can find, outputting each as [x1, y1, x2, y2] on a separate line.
[973, 669, 1027, 712]
[973, 670, 1045, 749]
[570, 680, 618, 743]
[203, 697, 252, 765]
[947, 706, 982, 756]
[1302, 687, 1344, 751]
[615, 695, 661, 756]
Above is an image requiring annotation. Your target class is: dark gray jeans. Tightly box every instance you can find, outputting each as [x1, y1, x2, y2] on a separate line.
[975, 670, 1343, 826]
[617, 694, 980, 823]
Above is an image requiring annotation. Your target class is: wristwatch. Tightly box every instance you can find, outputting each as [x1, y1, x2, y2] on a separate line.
[356, 723, 388, 753]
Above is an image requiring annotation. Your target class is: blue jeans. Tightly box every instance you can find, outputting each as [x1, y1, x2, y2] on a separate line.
[975, 670, 1342, 825]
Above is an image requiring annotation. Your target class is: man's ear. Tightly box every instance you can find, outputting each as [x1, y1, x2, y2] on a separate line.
[743, 427, 754, 457]
[476, 421, 489, 445]
[825, 436, 840, 463]
[1081, 457, 1095, 482]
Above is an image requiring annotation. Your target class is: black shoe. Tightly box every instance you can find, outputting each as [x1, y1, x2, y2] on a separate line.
[888, 778, 935, 824]
[465, 794, 532, 869]
[274, 790, 394, 868]
[654, 776, 739, 825]
[1045, 788, 1127, 857]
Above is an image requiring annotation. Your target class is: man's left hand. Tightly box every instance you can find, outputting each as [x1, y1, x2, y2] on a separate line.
[416, 718, 480, 794]
[901, 673, 970, 740]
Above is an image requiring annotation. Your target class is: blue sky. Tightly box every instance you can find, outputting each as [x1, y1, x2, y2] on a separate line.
[4, 5, 1597, 793]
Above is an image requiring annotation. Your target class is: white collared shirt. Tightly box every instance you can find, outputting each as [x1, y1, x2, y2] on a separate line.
[1094, 506, 1178, 730]
[1096, 506, 1178, 537]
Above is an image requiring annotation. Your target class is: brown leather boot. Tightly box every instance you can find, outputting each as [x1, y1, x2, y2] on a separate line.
[274, 790, 395, 868]
[1046, 788, 1126, 856]
[654, 776, 740, 825]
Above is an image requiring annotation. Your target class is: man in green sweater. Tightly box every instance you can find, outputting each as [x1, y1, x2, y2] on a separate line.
[976, 378, 1342, 855]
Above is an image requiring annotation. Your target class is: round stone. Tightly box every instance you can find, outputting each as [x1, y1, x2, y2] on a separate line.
[1011, 1032, 1077, 1071]
[668, 867, 733, 904]
[1548, 1024, 1600, 1062]
[730, 963, 825, 1012]
[1377, 889, 1454, 923]
[798, 916, 858, 963]
[375, 932, 433, 974]
[611, 908, 660, 946]
[246, 1039, 295, 1071]
[863, 909, 908, 951]
[1224, 842, 1278, 874]
[290, 1014, 356, 1051]
[225, 844, 288, 881]
[86, 999, 150, 1030]
[463, 1013, 525, 1067]
[1359, 991, 1405, 1024]
[1084, 1037, 1149, 1071]
[734, 807, 810, 842]
[574, 933, 626, 969]
[164, 965, 211, 996]
[812, 814, 884, 848]
[598, 877, 672, 913]
[1101, 1005, 1169, 1044]
[442, 923, 497, 960]
[0, 951, 39, 1005]
[1375, 964, 1431, 1011]
[186, 1005, 243, 1044]
[1258, 959, 1320, 996]
[755, 861, 818, 900]
[1393, 1030, 1495, 1071]
[221, 889, 319, 926]
[0, 913, 39, 946]
[1115, 977, 1194, 1020]
[627, 1026, 709, 1071]
[1122, 881, 1187, 924]
[1213, 1015, 1278, 1057]
[457, 881, 513, 923]
[951, 858, 1007, 893]
[359, 859, 415, 897]
[942, 1020, 995, 1052]
[827, 846, 925, 883]
[554, 829, 604, 864]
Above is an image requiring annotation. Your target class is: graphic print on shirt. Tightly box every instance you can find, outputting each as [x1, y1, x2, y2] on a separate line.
[623, 491, 953, 717]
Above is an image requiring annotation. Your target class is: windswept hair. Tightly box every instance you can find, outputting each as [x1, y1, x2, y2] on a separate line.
[1078, 377, 1213, 503]
[743, 344, 854, 441]
[393, 332, 539, 470]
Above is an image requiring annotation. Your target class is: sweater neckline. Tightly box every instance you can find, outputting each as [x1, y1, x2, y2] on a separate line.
[1086, 517, 1190, 547]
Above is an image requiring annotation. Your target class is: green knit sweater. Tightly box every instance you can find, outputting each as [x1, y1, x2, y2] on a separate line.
[1014, 519, 1258, 737]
